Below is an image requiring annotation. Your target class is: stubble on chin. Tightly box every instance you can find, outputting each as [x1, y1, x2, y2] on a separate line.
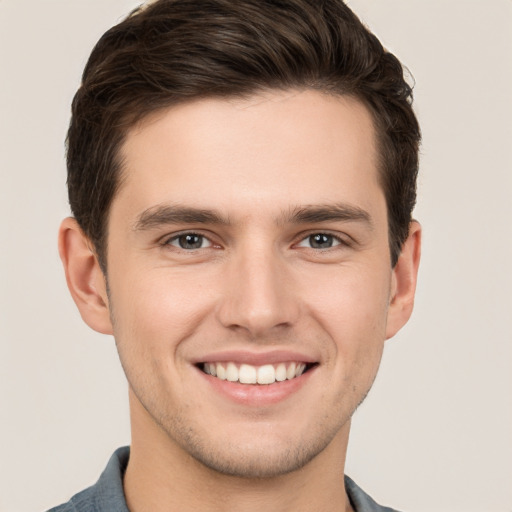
[151, 405, 352, 480]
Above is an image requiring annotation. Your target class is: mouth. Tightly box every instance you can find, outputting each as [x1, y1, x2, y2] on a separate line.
[198, 361, 317, 385]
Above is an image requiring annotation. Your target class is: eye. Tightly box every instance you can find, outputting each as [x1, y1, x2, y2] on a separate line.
[166, 233, 213, 250]
[297, 233, 342, 249]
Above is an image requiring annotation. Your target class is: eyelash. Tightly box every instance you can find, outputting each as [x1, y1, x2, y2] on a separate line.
[162, 231, 350, 251]
[295, 232, 348, 250]
[163, 232, 214, 250]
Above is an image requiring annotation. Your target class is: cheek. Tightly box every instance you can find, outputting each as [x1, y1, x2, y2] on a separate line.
[108, 270, 217, 408]
[301, 262, 391, 391]
[109, 268, 216, 356]
[306, 263, 391, 338]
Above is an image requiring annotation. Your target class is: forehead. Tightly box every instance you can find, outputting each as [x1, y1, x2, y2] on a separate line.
[116, 89, 382, 222]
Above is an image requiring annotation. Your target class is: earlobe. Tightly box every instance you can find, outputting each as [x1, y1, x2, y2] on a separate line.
[58, 217, 113, 335]
[386, 221, 422, 339]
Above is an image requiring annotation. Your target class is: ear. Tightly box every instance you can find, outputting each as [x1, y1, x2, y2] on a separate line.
[58, 217, 113, 335]
[386, 221, 421, 339]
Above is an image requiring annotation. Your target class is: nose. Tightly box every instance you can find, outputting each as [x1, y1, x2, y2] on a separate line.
[216, 243, 300, 338]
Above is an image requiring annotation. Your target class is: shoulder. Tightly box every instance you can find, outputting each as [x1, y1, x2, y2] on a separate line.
[45, 447, 130, 512]
[46, 486, 93, 512]
[47, 503, 75, 512]
[345, 475, 403, 512]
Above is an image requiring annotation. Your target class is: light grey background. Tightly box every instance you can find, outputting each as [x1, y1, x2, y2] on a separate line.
[1, 1, 511, 511]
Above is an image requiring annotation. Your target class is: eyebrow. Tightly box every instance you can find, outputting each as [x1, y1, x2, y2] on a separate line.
[133, 204, 230, 231]
[133, 202, 373, 232]
[286, 204, 373, 228]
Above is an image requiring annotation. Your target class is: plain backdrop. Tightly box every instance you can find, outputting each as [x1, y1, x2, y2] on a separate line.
[1, 1, 511, 511]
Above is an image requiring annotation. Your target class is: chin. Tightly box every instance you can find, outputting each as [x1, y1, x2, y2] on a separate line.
[186, 443, 322, 479]
[166, 417, 343, 479]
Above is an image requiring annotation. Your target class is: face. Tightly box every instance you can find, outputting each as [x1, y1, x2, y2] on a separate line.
[101, 90, 407, 477]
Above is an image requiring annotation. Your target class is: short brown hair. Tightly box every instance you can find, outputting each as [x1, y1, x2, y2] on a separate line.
[67, 0, 420, 270]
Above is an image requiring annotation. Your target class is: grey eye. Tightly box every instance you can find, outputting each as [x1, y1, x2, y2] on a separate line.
[168, 233, 212, 249]
[297, 233, 341, 249]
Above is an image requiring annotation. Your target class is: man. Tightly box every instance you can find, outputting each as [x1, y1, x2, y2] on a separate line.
[53, 0, 421, 511]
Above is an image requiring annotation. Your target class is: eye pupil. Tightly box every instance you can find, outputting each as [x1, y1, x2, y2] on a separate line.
[310, 234, 333, 248]
[179, 234, 203, 249]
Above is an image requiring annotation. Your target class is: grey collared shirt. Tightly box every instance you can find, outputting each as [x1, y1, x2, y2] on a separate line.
[47, 446, 402, 512]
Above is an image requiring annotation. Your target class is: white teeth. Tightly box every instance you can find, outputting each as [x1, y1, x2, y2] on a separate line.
[239, 364, 257, 384]
[286, 362, 297, 380]
[226, 362, 238, 382]
[295, 363, 306, 377]
[216, 363, 226, 380]
[203, 361, 309, 385]
[257, 364, 276, 385]
[275, 363, 287, 382]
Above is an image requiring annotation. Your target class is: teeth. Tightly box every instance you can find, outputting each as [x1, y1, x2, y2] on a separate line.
[275, 363, 287, 382]
[257, 364, 275, 385]
[226, 362, 238, 382]
[239, 364, 257, 384]
[216, 363, 226, 380]
[203, 361, 309, 385]
[286, 362, 297, 380]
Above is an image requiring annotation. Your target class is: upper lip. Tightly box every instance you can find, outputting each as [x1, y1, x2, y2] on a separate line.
[192, 349, 318, 366]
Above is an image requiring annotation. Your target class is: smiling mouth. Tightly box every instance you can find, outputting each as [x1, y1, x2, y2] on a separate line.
[199, 362, 316, 385]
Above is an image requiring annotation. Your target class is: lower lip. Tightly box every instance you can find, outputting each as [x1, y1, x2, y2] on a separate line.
[197, 366, 316, 406]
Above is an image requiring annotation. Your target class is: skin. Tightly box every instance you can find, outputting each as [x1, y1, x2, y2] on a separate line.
[59, 89, 421, 512]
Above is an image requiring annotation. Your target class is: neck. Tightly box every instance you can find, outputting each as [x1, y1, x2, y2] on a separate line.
[124, 392, 354, 512]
